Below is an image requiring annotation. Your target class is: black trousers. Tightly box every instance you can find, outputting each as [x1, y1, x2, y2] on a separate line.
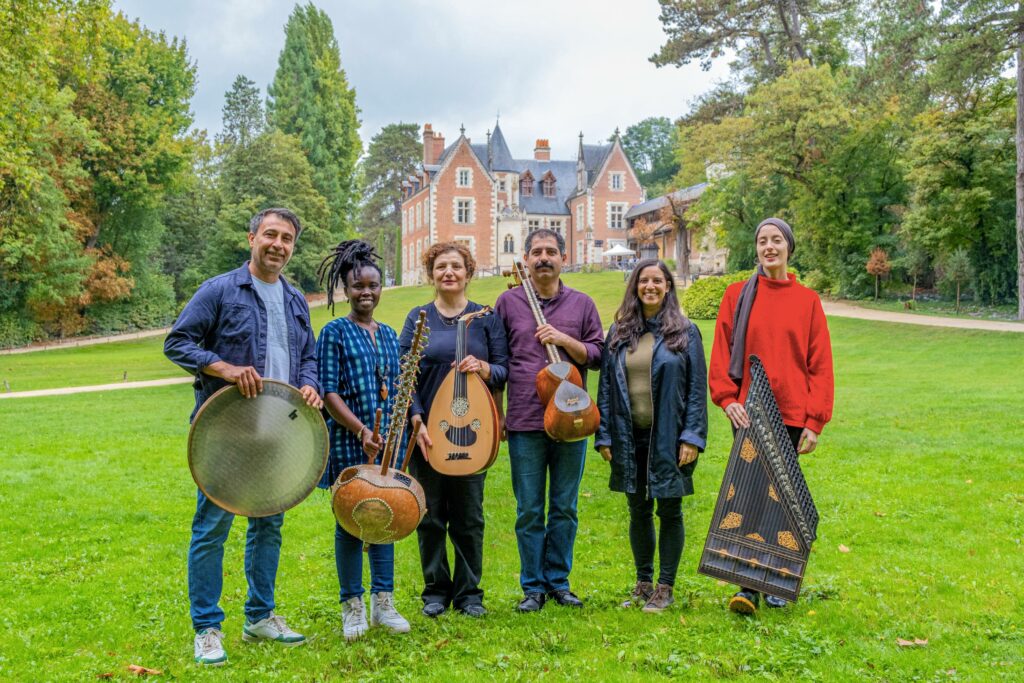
[409, 449, 486, 609]
[625, 429, 685, 587]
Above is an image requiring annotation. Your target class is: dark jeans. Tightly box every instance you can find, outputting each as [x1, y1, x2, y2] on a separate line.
[409, 449, 486, 609]
[507, 430, 587, 594]
[188, 489, 283, 631]
[335, 523, 394, 602]
[625, 429, 684, 587]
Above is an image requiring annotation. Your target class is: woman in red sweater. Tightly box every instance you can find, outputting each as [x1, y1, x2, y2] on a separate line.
[708, 217, 834, 614]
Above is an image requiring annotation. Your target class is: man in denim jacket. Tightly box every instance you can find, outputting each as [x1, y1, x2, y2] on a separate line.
[164, 208, 322, 666]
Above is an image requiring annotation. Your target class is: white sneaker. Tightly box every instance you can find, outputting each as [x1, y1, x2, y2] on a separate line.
[370, 592, 410, 633]
[342, 596, 369, 641]
[242, 612, 306, 646]
[194, 628, 227, 666]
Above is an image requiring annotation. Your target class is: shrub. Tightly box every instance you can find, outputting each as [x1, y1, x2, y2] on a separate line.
[0, 314, 43, 349]
[682, 269, 755, 319]
[803, 269, 834, 295]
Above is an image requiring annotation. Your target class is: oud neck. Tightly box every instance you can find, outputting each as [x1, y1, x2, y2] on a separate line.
[515, 263, 563, 366]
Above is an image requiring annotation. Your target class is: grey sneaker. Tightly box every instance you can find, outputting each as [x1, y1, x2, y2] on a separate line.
[641, 583, 675, 613]
[342, 596, 369, 641]
[370, 591, 410, 633]
[194, 628, 227, 666]
[242, 612, 305, 646]
[622, 580, 654, 608]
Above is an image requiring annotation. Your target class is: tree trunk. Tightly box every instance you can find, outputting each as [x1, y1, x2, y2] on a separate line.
[1016, 28, 1024, 320]
[956, 282, 961, 313]
[874, 275, 879, 300]
[676, 224, 691, 284]
[912, 273, 918, 302]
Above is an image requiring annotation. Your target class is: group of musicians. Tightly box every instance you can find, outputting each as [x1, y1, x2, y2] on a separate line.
[165, 208, 834, 666]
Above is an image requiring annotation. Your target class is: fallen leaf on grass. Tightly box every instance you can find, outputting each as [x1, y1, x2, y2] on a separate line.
[874, 511, 886, 517]
[838, 544, 851, 553]
[678, 615, 687, 625]
[895, 638, 928, 648]
[807, 610, 817, 616]
[97, 674, 114, 680]
[581, 492, 592, 498]
[716, 580, 728, 586]
[435, 638, 449, 650]
[127, 664, 163, 676]
[965, 479, 973, 484]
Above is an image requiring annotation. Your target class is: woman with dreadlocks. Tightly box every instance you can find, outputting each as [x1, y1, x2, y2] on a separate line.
[315, 240, 411, 641]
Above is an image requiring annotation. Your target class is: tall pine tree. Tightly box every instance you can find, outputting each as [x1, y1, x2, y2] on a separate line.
[267, 3, 360, 239]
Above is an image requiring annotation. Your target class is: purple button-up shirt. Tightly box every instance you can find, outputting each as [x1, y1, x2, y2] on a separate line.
[495, 282, 604, 432]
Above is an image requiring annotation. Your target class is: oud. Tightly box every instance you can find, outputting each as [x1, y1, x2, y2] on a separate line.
[506, 258, 599, 442]
[425, 307, 501, 475]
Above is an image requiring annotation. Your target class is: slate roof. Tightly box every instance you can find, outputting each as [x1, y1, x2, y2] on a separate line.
[581, 143, 612, 186]
[625, 182, 708, 220]
[487, 124, 517, 172]
[516, 160, 575, 215]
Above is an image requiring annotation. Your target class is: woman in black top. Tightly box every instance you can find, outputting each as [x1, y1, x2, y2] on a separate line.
[595, 259, 708, 613]
[400, 242, 509, 618]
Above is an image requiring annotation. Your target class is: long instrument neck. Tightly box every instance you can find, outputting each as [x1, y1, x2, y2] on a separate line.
[455, 317, 468, 399]
[518, 264, 562, 366]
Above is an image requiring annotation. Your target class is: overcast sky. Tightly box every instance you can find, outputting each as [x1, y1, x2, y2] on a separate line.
[112, 0, 730, 160]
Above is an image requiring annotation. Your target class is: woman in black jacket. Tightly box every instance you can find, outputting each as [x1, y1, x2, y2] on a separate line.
[596, 259, 708, 612]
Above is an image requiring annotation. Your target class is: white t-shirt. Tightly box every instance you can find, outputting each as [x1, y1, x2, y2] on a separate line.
[250, 274, 291, 382]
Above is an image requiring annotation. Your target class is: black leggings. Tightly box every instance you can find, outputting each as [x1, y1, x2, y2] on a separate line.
[625, 429, 684, 587]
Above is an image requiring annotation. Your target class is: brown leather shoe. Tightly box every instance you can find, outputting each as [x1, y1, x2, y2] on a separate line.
[641, 584, 675, 613]
[621, 580, 654, 608]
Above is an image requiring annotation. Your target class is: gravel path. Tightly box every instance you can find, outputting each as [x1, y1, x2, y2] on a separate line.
[3, 299, 1020, 400]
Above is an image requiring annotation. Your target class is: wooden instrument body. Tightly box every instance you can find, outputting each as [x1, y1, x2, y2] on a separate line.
[331, 464, 426, 544]
[427, 368, 500, 475]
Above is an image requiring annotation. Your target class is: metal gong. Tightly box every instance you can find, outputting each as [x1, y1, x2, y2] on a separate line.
[188, 380, 329, 517]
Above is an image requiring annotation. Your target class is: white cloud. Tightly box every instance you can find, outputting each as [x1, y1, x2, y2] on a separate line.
[112, 0, 730, 161]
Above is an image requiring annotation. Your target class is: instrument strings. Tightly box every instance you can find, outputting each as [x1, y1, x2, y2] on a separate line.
[515, 260, 561, 365]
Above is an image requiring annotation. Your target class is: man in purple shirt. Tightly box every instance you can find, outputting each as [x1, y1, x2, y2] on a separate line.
[494, 229, 604, 612]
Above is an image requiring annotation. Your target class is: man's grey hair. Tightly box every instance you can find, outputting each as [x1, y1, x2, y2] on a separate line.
[249, 208, 303, 238]
[524, 227, 565, 254]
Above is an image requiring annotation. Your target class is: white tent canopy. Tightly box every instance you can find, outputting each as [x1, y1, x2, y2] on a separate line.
[601, 244, 636, 257]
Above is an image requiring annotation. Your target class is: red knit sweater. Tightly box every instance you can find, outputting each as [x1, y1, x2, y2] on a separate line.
[708, 273, 834, 433]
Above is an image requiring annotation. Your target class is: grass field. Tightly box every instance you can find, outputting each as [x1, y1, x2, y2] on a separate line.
[0, 271, 632, 393]
[2, 274, 1023, 680]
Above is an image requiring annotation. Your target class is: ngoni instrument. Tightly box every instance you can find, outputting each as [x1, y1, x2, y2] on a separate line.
[425, 307, 500, 475]
[331, 311, 429, 544]
[698, 355, 819, 602]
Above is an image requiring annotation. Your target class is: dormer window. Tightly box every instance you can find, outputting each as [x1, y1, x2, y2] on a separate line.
[541, 171, 556, 198]
[520, 170, 534, 197]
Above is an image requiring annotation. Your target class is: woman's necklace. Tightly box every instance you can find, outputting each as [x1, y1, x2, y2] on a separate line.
[434, 300, 468, 327]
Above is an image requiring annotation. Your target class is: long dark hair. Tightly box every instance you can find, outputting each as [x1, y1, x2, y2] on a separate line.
[609, 259, 690, 353]
[317, 240, 382, 314]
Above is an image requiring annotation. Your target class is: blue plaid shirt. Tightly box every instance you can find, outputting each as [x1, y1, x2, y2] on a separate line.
[316, 317, 408, 486]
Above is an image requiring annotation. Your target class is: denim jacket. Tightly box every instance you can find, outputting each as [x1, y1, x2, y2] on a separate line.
[164, 262, 322, 421]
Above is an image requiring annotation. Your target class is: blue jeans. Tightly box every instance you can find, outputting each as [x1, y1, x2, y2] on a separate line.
[507, 431, 587, 594]
[335, 523, 394, 601]
[188, 489, 283, 632]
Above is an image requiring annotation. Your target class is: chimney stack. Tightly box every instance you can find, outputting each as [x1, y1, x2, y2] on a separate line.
[422, 124, 446, 166]
[534, 139, 550, 161]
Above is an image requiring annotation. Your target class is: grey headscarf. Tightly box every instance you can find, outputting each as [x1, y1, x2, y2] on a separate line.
[727, 218, 796, 382]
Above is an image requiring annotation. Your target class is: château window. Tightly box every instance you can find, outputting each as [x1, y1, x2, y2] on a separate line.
[542, 175, 556, 198]
[456, 199, 472, 224]
[528, 219, 540, 232]
[457, 168, 471, 187]
[503, 235, 515, 253]
[549, 220, 562, 234]
[520, 172, 534, 197]
[611, 172, 624, 191]
[609, 203, 626, 229]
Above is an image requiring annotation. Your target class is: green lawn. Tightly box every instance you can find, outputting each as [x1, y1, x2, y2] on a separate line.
[847, 297, 1021, 322]
[0, 271, 633, 393]
[1, 312, 1022, 680]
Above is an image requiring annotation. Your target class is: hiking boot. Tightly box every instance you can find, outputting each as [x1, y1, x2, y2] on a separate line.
[728, 590, 760, 615]
[242, 612, 305, 646]
[342, 596, 369, 641]
[370, 592, 410, 633]
[641, 584, 675, 613]
[194, 628, 227, 666]
[764, 594, 788, 608]
[621, 580, 654, 608]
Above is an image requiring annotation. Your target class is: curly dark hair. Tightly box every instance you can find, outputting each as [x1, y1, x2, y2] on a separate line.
[609, 259, 691, 353]
[317, 240, 382, 314]
[423, 241, 476, 280]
